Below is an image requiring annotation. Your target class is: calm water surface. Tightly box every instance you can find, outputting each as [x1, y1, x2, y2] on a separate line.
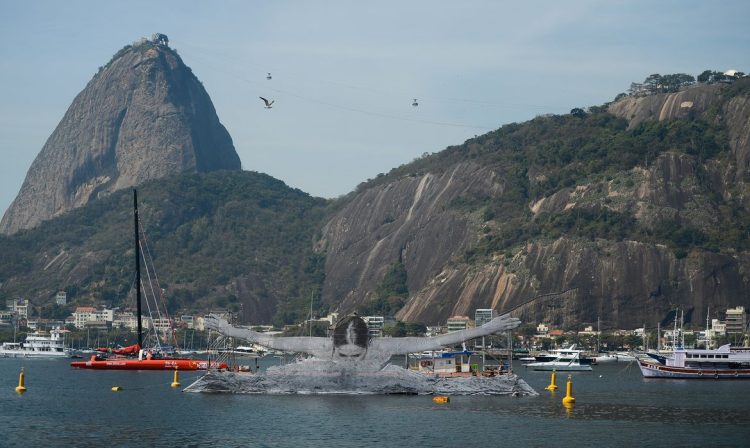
[2, 357, 750, 447]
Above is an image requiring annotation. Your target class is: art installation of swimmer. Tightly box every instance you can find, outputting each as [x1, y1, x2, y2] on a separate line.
[204, 312, 521, 371]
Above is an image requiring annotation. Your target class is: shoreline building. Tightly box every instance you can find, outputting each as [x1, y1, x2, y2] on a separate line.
[725, 306, 746, 335]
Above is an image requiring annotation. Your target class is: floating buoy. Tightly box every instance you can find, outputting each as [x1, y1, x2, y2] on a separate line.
[562, 374, 575, 405]
[545, 369, 559, 391]
[432, 395, 450, 404]
[15, 368, 27, 394]
[171, 369, 181, 388]
[111, 386, 123, 392]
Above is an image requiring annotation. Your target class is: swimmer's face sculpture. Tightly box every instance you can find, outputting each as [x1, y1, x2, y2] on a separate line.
[332, 315, 369, 361]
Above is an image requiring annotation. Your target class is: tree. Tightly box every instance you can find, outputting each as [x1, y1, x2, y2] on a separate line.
[644, 74, 663, 94]
[661, 73, 695, 92]
[697, 70, 713, 83]
[629, 82, 645, 96]
[570, 108, 586, 118]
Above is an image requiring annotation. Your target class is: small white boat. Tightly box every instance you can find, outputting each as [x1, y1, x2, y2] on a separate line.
[613, 351, 637, 362]
[593, 353, 618, 364]
[526, 347, 593, 371]
[0, 329, 73, 358]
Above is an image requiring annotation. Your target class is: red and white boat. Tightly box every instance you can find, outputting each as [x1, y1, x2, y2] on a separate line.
[71, 190, 227, 372]
[70, 343, 227, 370]
[638, 344, 750, 379]
[71, 353, 226, 370]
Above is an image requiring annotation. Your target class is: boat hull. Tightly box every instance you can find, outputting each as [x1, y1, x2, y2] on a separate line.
[70, 358, 227, 371]
[1, 351, 71, 359]
[638, 360, 750, 379]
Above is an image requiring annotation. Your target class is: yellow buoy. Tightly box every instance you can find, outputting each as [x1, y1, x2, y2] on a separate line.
[111, 386, 123, 391]
[545, 369, 559, 391]
[15, 368, 27, 394]
[171, 369, 181, 388]
[432, 395, 450, 404]
[562, 374, 575, 405]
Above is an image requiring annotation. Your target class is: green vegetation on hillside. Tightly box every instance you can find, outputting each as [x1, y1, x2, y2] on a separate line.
[0, 171, 329, 325]
[357, 79, 750, 262]
[357, 260, 409, 316]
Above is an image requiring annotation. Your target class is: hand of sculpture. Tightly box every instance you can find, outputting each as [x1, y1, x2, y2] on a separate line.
[204, 314, 232, 335]
[484, 314, 522, 333]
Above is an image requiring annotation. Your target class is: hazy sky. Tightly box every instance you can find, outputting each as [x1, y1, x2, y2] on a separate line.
[1, 1, 748, 216]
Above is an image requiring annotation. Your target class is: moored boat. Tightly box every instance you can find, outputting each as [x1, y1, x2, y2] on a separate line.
[526, 346, 593, 371]
[70, 190, 227, 371]
[1, 329, 73, 358]
[531, 345, 594, 365]
[638, 344, 750, 379]
[70, 353, 226, 370]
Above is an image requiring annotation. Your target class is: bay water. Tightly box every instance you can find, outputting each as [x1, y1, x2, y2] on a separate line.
[2, 357, 750, 447]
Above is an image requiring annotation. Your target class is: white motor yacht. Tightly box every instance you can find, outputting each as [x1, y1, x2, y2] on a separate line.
[0, 329, 73, 358]
[526, 346, 593, 371]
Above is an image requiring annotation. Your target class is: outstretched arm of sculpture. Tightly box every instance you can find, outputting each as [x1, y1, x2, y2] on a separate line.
[370, 313, 521, 355]
[204, 314, 332, 356]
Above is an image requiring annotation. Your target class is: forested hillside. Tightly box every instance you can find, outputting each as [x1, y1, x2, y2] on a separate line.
[0, 171, 327, 325]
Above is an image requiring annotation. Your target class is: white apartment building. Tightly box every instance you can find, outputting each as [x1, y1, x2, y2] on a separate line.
[363, 316, 385, 337]
[73, 307, 114, 329]
[474, 309, 496, 327]
[447, 316, 471, 332]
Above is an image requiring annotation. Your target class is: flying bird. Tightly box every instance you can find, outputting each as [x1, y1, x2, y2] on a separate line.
[260, 97, 274, 109]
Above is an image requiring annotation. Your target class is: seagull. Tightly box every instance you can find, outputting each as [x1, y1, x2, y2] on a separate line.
[260, 97, 274, 109]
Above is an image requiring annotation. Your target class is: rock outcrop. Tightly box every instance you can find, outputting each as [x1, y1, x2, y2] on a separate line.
[0, 35, 241, 235]
[318, 81, 750, 328]
[608, 83, 750, 185]
[317, 163, 493, 313]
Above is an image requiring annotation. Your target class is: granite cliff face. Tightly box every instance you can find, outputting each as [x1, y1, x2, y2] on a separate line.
[318, 82, 750, 328]
[608, 83, 750, 188]
[0, 36, 241, 235]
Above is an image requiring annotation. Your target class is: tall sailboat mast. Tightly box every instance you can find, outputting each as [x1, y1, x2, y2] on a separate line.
[134, 189, 143, 349]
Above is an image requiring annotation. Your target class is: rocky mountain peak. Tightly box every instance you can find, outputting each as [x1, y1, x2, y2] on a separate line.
[0, 34, 241, 235]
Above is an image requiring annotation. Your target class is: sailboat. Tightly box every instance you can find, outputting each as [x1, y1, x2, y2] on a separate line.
[71, 189, 227, 371]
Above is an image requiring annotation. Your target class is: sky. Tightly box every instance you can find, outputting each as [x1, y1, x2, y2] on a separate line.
[1, 1, 748, 215]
